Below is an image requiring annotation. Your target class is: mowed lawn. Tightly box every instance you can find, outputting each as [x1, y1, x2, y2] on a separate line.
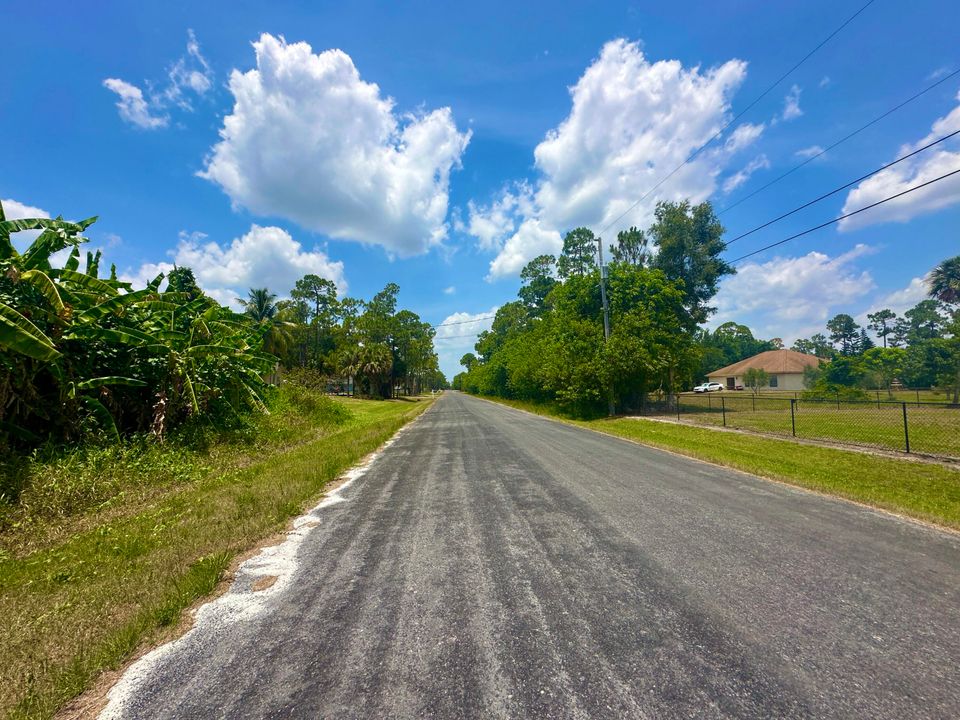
[0, 395, 431, 720]
[676, 395, 960, 458]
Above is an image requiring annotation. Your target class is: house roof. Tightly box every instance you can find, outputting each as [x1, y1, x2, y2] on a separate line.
[707, 349, 823, 377]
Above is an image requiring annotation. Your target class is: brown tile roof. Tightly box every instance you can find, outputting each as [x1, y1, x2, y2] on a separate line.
[707, 349, 823, 377]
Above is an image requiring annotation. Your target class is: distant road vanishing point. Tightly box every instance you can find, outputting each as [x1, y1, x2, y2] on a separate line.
[101, 391, 960, 719]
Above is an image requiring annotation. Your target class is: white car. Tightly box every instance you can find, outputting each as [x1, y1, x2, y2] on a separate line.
[693, 382, 724, 393]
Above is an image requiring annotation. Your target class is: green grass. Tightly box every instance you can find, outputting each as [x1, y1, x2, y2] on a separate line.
[673, 395, 960, 458]
[680, 388, 955, 403]
[476, 395, 960, 531]
[0, 389, 431, 719]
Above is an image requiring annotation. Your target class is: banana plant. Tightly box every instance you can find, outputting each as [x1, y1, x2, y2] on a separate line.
[0, 199, 275, 446]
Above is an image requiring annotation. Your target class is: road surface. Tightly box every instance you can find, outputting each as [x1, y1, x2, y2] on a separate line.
[102, 391, 960, 719]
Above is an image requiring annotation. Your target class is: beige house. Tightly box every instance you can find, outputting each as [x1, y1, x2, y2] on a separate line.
[707, 349, 823, 392]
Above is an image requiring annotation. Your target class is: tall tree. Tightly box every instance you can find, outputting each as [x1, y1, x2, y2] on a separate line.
[904, 299, 945, 343]
[826, 313, 860, 355]
[166, 266, 203, 301]
[889, 317, 910, 348]
[238, 288, 279, 321]
[867, 309, 897, 348]
[459, 353, 478, 371]
[556, 227, 598, 279]
[239, 288, 293, 357]
[291, 275, 338, 324]
[792, 333, 833, 357]
[928, 255, 960, 306]
[609, 226, 649, 266]
[649, 200, 733, 324]
[519, 254, 557, 312]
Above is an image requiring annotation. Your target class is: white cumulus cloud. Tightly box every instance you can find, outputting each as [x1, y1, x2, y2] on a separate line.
[199, 33, 471, 257]
[712, 244, 876, 342]
[861, 276, 930, 319]
[2, 197, 51, 251]
[722, 154, 770, 194]
[781, 84, 803, 121]
[487, 219, 563, 280]
[433, 307, 499, 379]
[103, 78, 168, 129]
[104, 29, 213, 129]
[464, 182, 535, 252]
[840, 91, 960, 231]
[123, 225, 346, 308]
[795, 145, 825, 159]
[465, 39, 752, 279]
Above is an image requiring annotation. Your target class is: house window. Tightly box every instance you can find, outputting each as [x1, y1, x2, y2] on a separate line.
[769, 375, 778, 388]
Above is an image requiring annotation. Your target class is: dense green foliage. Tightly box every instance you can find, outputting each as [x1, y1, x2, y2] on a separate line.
[453, 201, 733, 415]
[0, 200, 444, 454]
[454, 193, 959, 415]
[792, 257, 960, 401]
[695, 321, 777, 380]
[276, 279, 446, 398]
[0, 203, 278, 448]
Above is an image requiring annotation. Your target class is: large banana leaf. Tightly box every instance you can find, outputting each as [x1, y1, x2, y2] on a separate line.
[47, 268, 118, 296]
[75, 376, 147, 390]
[79, 395, 119, 441]
[20, 269, 65, 314]
[66, 325, 164, 349]
[75, 288, 153, 322]
[64, 246, 80, 271]
[0, 302, 60, 360]
[86, 249, 102, 278]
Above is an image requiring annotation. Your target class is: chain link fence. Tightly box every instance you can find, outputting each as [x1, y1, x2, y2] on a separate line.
[637, 392, 960, 459]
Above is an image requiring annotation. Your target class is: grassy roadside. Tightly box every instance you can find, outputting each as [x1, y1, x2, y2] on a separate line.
[0, 391, 431, 719]
[477, 395, 960, 531]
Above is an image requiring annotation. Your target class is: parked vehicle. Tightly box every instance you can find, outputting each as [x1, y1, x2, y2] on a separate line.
[693, 382, 724, 393]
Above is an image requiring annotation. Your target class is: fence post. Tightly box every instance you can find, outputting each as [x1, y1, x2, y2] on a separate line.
[790, 398, 796, 437]
[677, 395, 681, 422]
[902, 402, 910, 453]
[708, 394, 712, 409]
[916, 389, 920, 407]
[752, 394, 755, 412]
[876, 390, 881, 409]
[836, 391, 841, 410]
[721, 396, 726, 427]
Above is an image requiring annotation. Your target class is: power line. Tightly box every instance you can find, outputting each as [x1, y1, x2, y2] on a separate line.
[728, 166, 960, 264]
[431, 314, 496, 328]
[724, 128, 960, 247]
[596, 0, 877, 237]
[720, 67, 960, 216]
[435, 330, 486, 340]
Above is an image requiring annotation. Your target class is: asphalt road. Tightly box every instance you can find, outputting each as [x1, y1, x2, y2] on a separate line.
[102, 391, 960, 719]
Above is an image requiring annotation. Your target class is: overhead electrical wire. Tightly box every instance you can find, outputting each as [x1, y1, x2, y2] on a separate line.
[595, 0, 878, 238]
[723, 128, 960, 247]
[719, 66, 960, 216]
[728, 166, 960, 264]
[434, 331, 487, 340]
[431, 314, 496, 328]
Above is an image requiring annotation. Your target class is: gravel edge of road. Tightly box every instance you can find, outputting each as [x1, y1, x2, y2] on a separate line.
[55, 404, 435, 720]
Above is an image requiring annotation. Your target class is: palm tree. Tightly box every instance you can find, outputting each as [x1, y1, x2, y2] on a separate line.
[238, 288, 279, 321]
[928, 256, 960, 306]
[239, 288, 294, 358]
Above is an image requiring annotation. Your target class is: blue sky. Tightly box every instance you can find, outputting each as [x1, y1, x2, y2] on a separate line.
[4, 0, 959, 379]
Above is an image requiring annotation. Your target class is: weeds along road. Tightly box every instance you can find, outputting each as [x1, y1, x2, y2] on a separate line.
[102, 391, 960, 719]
